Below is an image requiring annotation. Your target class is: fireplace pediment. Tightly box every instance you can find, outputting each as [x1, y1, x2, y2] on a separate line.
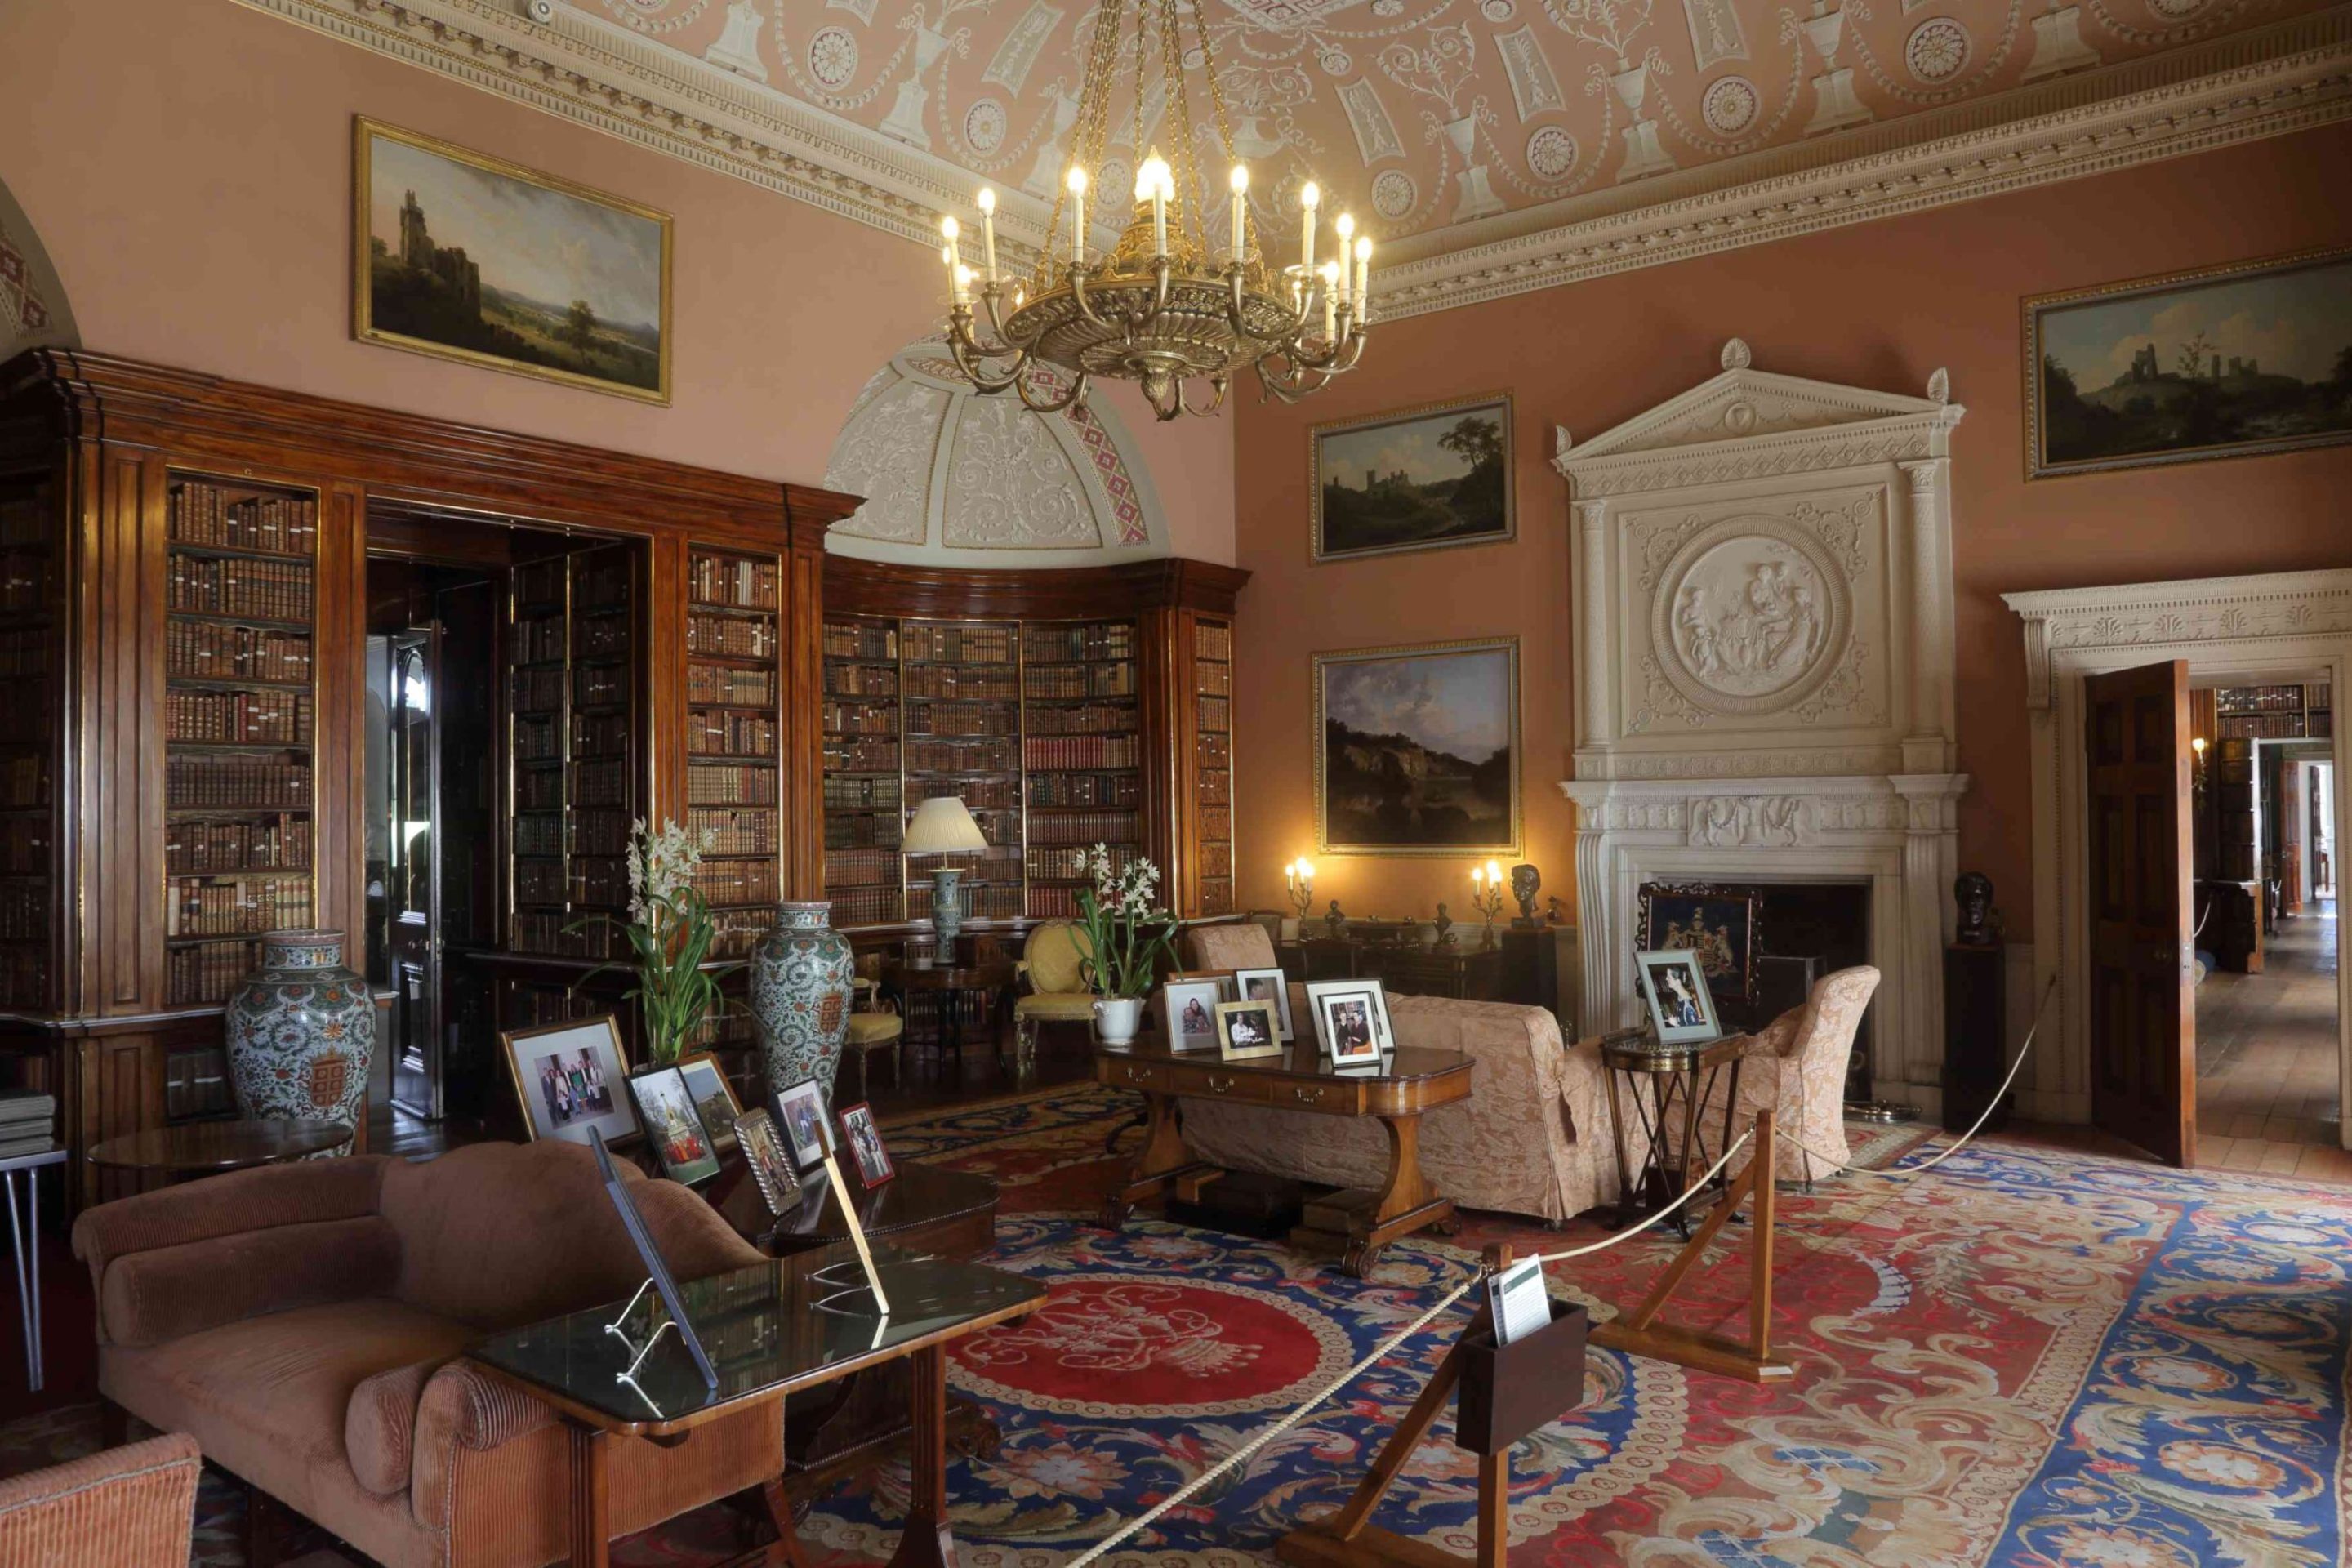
[1552, 341, 1967, 1110]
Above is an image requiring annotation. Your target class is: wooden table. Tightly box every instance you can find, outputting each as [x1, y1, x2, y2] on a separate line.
[86, 1117, 352, 1180]
[710, 1158, 1004, 1503]
[883, 956, 1016, 1066]
[1095, 1040, 1475, 1277]
[1597, 1031, 1746, 1238]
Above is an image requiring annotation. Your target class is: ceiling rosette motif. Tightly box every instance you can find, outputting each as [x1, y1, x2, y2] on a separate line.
[587, 0, 2332, 247]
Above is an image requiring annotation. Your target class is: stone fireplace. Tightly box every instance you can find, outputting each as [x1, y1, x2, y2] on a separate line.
[1553, 341, 1967, 1114]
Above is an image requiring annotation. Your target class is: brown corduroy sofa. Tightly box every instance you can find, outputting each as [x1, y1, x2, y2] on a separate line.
[71, 1141, 779, 1568]
[0, 1432, 201, 1568]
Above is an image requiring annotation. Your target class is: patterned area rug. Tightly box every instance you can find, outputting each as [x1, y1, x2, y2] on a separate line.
[7, 1086, 2347, 1568]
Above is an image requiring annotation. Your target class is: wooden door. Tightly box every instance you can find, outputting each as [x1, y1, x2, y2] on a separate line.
[2086, 660, 2196, 1166]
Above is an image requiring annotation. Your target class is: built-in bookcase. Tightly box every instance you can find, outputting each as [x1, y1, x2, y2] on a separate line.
[0, 472, 57, 1011]
[685, 546, 784, 961]
[1022, 620, 1142, 920]
[162, 474, 320, 1006]
[1192, 616, 1235, 917]
[2216, 682, 2334, 741]
[903, 620, 1025, 922]
[822, 615, 903, 927]
[506, 543, 639, 960]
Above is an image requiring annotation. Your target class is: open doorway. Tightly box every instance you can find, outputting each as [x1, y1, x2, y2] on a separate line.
[2191, 679, 2342, 1171]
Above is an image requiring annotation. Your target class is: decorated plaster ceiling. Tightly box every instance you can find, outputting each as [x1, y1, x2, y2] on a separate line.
[587, 0, 2328, 247]
[0, 176, 74, 361]
[824, 336, 1165, 561]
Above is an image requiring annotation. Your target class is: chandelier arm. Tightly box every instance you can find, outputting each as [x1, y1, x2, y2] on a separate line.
[945, 323, 1036, 395]
[1071, 265, 1116, 332]
[1013, 368, 1089, 415]
[1179, 375, 1230, 418]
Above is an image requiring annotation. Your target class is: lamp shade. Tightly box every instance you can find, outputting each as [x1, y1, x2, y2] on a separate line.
[902, 796, 989, 855]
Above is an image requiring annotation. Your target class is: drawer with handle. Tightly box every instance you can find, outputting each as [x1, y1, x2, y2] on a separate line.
[1164, 1064, 1274, 1104]
[1279, 1079, 1362, 1115]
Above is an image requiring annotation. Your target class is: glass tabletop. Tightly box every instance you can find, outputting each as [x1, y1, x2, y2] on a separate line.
[1102, 1038, 1471, 1083]
[468, 1250, 1046, 1431]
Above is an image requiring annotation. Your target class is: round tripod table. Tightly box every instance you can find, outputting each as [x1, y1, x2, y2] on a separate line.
[87, 1117, 353, 1182]
[883, 956, 1016, 1069]
[1597, 1032, 1746, 1239]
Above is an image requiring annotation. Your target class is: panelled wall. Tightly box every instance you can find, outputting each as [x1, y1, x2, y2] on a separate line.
[0, 349, 852, 1209]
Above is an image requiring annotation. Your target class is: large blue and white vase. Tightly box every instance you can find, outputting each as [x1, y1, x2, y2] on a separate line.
[225, 929, 374, 1152]
[751, 900, 855, 1104]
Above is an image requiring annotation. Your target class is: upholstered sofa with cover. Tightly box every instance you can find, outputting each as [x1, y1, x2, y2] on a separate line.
[0, 1432, 200, 1568]
[71, 1140, 779, 1568]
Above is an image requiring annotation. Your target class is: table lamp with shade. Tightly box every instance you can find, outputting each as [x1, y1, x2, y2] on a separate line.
[903, 796, 990, 944]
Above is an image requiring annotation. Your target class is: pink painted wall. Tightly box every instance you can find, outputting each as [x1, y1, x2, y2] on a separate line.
[1231, 124, 2352, 938]
[0, 0, 1235, 564]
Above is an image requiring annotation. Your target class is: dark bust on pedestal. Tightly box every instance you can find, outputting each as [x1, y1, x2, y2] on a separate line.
[1944, 871, 2010, 1134]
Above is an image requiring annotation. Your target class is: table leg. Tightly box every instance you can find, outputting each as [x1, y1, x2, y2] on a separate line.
[568, 1422, 611, 1568]
[887, 1343, 956, 1568]
[1603, 1067, 1634, 1224]
[1300, 1113, 1456, 1280]
[1672, 1067, 1700, 1241]
[3, 1170, 33, 1392]
[1098, 1089, 1208, 1229]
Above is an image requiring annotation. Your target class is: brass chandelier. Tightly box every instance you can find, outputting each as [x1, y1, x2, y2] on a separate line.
[937, 0, 1372, 421]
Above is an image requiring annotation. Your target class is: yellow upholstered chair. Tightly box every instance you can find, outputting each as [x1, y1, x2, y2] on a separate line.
[1013, 920, 1098, 1072]
[845, 970, 905, 1098]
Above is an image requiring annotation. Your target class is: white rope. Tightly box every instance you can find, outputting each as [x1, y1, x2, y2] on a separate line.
[1056, 1125, 1757, 1565]
[1780, 973, 2056, 1183]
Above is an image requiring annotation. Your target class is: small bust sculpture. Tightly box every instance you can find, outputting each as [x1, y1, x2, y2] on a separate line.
[1432, 902, 1455, 945]
[1324, 898, 1348, 938]
[1510, 863, 1542, 925]
[1953, 871, 1997, 947]
[1548, 894, 1569, 926]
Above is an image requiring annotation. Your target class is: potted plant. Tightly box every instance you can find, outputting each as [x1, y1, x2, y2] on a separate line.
[1073, 843, 1178, 1046]
[572, 819, 735, 1068]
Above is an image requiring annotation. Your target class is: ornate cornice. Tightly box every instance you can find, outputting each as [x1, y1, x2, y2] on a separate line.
[239, 0, 2351, 319]
[2004, 568, 2352, 709]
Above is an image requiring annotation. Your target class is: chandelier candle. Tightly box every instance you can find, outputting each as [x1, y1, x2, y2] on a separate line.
[933, 0, 1371, 421]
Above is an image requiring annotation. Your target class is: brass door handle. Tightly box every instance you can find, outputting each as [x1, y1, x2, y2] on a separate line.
[1124, 1066, 1152, 1084]
[1208, 1074, 1235, 1094]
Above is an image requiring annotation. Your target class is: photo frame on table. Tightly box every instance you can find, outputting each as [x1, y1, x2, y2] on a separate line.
[1161, 978, 1228, 1052]
[836, 1101, 896, 1187]
[1216, 1000, 1285, 1061]
[675, 1053, 743, 1156]
[1636, 881, 1760, 1018]
[626, 1066, 724, 1187]
[501, 1015, 637, 1147]
[1637, 948, 1722, 1046]
[774, 1078, 835, 1173]
[1233, 967, 1295, 1040]
[732, 1110, 804, 1217]
[1313, 637, 1520, 857]
[1310, 987, 1388, 1067]
[1304, 978, 1395, 1055]
[1311, 392, 1514, 563]
[589, 1129, 716, 1390]
[2024, 246, 2352, 479]
[353, 118, 673, 403]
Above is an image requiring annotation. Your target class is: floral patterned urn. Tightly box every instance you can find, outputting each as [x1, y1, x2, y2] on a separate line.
[225, 929, 374, 1152]
[751, 901, 855, 1102]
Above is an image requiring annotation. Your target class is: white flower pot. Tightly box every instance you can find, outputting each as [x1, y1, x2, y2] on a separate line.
[1094, 996, 1145, 1046]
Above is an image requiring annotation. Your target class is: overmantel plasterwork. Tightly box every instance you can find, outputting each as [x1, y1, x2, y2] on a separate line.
[233, 0, 2351, 320]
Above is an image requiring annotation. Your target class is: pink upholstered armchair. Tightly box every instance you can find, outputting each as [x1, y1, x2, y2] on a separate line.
[0, 1432, 200, 1567]
[1681, 965, 1881, 1184]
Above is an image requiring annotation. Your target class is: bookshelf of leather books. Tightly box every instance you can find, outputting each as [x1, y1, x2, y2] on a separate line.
[819, 558, 1251, 960]
[0, 470, 59, 1018]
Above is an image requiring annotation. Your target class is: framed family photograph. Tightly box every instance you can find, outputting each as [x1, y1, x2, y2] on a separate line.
[774, 1078, 835, 1172]
[1311, 988, 1387, 1067]
[1305, 978, 1394, 1058]
[1234, 967, 1295, 1040]
[354, 118, 673, 403]
[1216, 1000, 1285, 1061]
[626, 1066, 723, 1186]
[837, 1102, 896, 1187]
[1636, 882, 1760, 1018]
[1161, 976, 1230, 1052]
[501, 1016, 637, 1147]
[675, 1053, 743, 1156]
[1312, 393, 1512, 562]
[1637, 949, 1721, 1046]
[1314, 637, 1520, 856]
[2025, 247, 2352, 479]
[733, 1110, 804, 1217]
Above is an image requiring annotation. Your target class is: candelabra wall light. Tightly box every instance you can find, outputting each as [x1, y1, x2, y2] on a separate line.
[1468, 859, 1506, 942]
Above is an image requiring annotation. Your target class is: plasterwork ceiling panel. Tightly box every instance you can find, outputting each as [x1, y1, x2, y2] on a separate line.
[825, 376, 948, 542]
[586, 0, 2333, 244]
[942, 392, 1103, 547]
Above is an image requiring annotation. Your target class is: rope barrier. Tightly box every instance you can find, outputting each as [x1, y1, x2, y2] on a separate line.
[1056, 1127, 1759, 1564]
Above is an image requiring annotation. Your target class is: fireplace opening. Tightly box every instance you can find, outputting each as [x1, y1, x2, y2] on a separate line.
[1639, 878, 1873, 1088]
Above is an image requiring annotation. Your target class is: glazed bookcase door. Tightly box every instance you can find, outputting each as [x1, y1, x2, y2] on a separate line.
[685, 544, 785, 964]
[161, 470, 322, 1007]
[1187, 614, 1236, 917]
[822, 614, 904, 927]
[1022, 619, 1144, 920]
[902, 619, 1024, 924]
[0, 466, 61, 1013]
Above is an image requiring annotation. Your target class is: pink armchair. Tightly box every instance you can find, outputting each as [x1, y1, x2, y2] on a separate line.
[1678, 965, 1881, 1184]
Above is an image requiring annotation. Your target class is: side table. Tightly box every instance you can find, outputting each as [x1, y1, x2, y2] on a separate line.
[2, 1147, 65, 1390]
[87, 1117, 354, 1182]
[1597, 1032, 1746, 1239]
[884, 957, 1017, 1067]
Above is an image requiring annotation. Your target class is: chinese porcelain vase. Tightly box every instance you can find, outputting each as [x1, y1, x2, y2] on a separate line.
[752, 900, 855, 1102]
[225, 929, 374, 1152]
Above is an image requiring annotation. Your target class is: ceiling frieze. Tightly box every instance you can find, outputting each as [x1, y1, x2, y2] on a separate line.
[238, 0, 2351, 320]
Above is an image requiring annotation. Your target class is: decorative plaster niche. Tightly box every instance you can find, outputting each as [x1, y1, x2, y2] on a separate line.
[1555, 341, 1967, 1111]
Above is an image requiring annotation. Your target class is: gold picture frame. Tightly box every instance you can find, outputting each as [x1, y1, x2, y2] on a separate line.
[499, 1014, 639, 1147]
[353, 117, 674, 404]
[1310, 391, 1515, 564]
[2023, 245, 2352, 479]
[1312, 635, 1521, 858]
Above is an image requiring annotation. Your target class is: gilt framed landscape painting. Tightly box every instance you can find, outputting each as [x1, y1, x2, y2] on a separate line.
[1314, 636, 1519, 857]
[354, 118, 672, 403]
[1311, 393, 1512, 563]
[2026, 247, 2352, 479]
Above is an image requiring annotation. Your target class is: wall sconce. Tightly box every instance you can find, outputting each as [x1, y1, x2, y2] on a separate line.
[1468, 858, 1506, 939]
[2191, 735, 2210, 793]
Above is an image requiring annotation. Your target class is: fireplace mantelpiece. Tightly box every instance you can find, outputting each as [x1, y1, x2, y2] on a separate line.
[1554, 341, 1967, 1111]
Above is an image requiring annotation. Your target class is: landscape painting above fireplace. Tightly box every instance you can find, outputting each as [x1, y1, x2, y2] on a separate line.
[1314, 637, 1519, 856]
[354, 118, 673, 403]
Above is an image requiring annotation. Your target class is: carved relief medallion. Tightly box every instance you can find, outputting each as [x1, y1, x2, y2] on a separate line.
[1649, 516, 1851, 716]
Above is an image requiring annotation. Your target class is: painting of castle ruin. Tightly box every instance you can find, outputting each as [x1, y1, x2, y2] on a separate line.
[2029, 248, 2352, 478]
[354, 119, 670, 403]
[1312, 394, 1512, 562]
[1313, 637, 1519, 856]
